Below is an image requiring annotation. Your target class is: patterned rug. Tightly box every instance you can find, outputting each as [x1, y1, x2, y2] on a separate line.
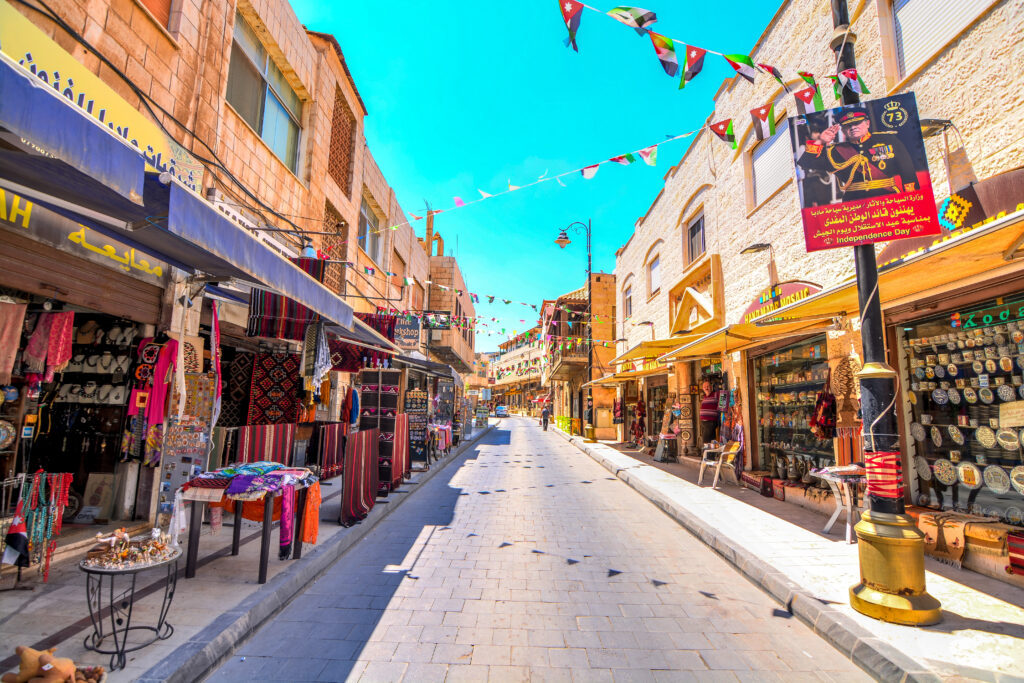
[247, 258, 326, 341]
[237, 423, 297, 465]
[247, 352, 301, 425]
[217, 352, 253, 427]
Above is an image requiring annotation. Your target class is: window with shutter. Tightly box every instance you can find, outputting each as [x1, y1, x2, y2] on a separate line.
[358, 197, 381, 264]
[687, 214, 705, 263]
[648, 255, 661, 296]
[139, 0, 172, 28]
[752, 119, 793, 206]
[894, 0, 989, 78]
[623, 286, 633, 320]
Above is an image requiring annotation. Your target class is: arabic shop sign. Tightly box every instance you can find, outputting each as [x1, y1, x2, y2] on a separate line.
[394, 316, 421, 349]
[790, 93, 941, 251]
[0, 187, 167, 285]
[631, 358, 660, 373]
[0, 2, 204, 190]
[741, 282, 821, 324]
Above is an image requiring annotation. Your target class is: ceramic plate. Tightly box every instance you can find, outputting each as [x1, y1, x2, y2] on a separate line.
[976, 426, 997, 448]
[964, 388, 978, 404]
[986, 359, 998, 373]
[972, 361, 985, 374]
[1006, 507, 1024, 525]
[915, 367, 926, 380]
[926, 367, 936, 379]
[1013, 330, 1024, 344]
[1018, 384, 1024, 400]
[1017, 355, 1024, 371]
[934, 365, 946, 379]
[931, 388, 948, 405]
[933, 459, 957, 485]
[995, 333, 1008, 346]
[914, 456, 932, 481]
[0, 420, 13, 450]
[931, 426, 943, 447]
[998, 384, 1016, 402]
[947, 363, 959, 377]
[983, 466, 1011, 494]
[908, 390, 918, 405]
[997, 428, 1019, 450]
[947, 389, 961, 405]
[979, 387, 995, 404]
[958, 462, 982, 490]
[910, 423, 926, 441]
[1001, 357, 1015, 372]
[1011, 466, 1024, 494]
[947, 425, 965, 445]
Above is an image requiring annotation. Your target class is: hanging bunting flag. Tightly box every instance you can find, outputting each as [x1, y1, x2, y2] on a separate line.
[410, 213, 422, 220]
[364, 266, 375, 275]
[798, 71, 816, 85]
[611, 153, 637, 165]
[558, 0, 584, 52]
[606, 6, 657, 35]
[827, 74, 843, 102]
[638, 145, 657, 166]
[471, 293, 479, 303]
[502, 299, 512, 304]
[581, 164, 600, 179]
[403, 277, 415, 286]
[839, 68, 870, 95]
[709, 119, 736, 149]
[679, 45, 707, 89]
[508, 179, 520, 190]
[757, 63, 790, 92]
[478, 189, 492, 198]
[384, 271, 398, 277]
[724, 54, 758, 83]
[750, 103, 776, 141]
[648, 32, 678, 77]
[487, 296, 495, 303]
[793, 84, 823, 115]
[439, 284, 450, 291]
[454, 197, 466, 207]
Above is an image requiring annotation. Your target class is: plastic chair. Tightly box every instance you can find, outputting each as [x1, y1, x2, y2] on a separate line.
[698, 441, 740, 489]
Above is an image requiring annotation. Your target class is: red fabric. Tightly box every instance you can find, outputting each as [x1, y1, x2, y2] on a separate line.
[302, 481, 321, 544]
[1008, 532, 1024, 576]
[237, 424, 297, 465]
[45, 311, 75, 378]
[392, 414, 409, 486]
[318, 422, 345, 479]
[147, 339, 179, 427]
[0, 303, 26, 384]
[341, 429, 378, 526]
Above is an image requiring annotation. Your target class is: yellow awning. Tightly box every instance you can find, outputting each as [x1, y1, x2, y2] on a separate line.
[609, 335, 703, 366]
[583, 365, 670, 387]
[659, 316, 839, 362]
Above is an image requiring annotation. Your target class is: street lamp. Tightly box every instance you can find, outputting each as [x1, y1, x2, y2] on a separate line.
[740, 242, 778, 288]
[555, 220, 595, 442]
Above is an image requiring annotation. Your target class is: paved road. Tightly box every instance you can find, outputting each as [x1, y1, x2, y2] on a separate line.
[209, 418, 868, 682]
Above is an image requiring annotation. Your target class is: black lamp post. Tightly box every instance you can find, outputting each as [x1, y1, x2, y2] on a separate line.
[555, 220, 595, 440]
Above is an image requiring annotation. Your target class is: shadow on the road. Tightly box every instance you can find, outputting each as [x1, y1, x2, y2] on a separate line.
[922, 609, 1024, 639]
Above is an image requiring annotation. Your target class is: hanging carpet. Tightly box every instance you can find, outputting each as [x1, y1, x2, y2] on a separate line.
[392, 413, 410, 488]
[246, 257, 327, 341]
[217, 351, 253, 427]
[247, 352, 301, 425]
[236, 423, 297, 465]
[340, 428, 378, 526]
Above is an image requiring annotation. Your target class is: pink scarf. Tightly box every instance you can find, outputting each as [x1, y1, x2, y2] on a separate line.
[22, 314, 53, 374]
[44, 312, 75, 380]
[0, 303, 26, 383]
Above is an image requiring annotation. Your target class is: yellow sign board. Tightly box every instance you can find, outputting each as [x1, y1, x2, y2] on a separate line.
[0, 1, 204, 190]
[999, 401, 1024, 428]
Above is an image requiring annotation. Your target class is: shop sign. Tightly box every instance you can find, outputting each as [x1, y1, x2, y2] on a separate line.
[0, 187, 167, 285]
[950, 298, 1024, 330]
[0, 2, 204, 190]
[422, 310, 451, 329]
[741, 282, 821, 324]
[999, 401, 1024, 428]
[631, 358, 660, 373]
[394, 316, 421, 348]
[790, 92, 940, 251]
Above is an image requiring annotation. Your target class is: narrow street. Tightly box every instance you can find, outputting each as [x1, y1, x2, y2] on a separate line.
[209, 418, 868, 682]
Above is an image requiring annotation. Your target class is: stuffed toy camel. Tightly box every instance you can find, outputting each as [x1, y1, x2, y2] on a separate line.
[1, 646, 76, 683]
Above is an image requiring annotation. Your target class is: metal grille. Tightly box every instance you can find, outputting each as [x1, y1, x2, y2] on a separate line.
[752, 119, 792, 206]
[895, 0, 988, 78]
[327, 88, 356, 197]
[322, 201, 348, 295]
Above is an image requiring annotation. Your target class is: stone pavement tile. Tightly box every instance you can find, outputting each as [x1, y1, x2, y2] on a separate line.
[598, 630, 640, 649]
[400, 662, 448, 682]
[625, 649, 671, 669]
[585, 648, 631, 668]
[571, 668, 614, 682]
[577, 615, 613, 631]
[527, 629, 566, 647]
[456, 626, 495, 645]
[619, 603, 656, 618]
[653, 671, 699, 682]
[487, 664, 532, 682]
[490, 628, 530, 646]
[610, 669, 660, 683]
[562, 630, 603, 649]
[431, 643, 474, 664]
[699, 650, 750, 671]
[409, 609, 446, 626]
[669, 632, 713, 650]
[316, 660, 364, 682]
[737, 651, 793, 672]
[528, 667, 575, 682]
[393, 642, 437, 663]
[443, 611, 479, 627]
[662, 651, 708, 671]
[471, 644, 511, 666]
[379, 624, 424, 643]
[689, 673, 740, 683]
[508, 645, 550, 667]
[732, 672, 786, 683]
[444, 664, 492, 681]
[545, 647, 589, 668]
[354, 641, 398, 661]
[357, 661, 408, 681]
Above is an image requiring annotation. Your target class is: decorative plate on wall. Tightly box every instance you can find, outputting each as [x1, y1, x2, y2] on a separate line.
[983, 466, 1011, 495]
[957, 462, 982, 490]
[914, 456, 932, 481]
[933, 459, 956, 485]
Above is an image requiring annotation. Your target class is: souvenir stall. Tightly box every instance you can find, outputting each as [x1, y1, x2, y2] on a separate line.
[357, 366, 408, 495]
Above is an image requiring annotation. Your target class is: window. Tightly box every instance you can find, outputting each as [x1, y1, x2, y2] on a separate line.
[894, 0, 988, 78]
[322, 201, 347, 294]
[687, 214, 705, 263]
[751, 118, 792, 206]
[392, 251, 406, 299]
[358, 197, 381, 263]
[413, 283, 424, 312]
[623, 286, 633, 321]
[226, 12, 303, 172]
[327, 88, 356, 196]
[139, 0, 172, 28]
[647, 256, 661, 296]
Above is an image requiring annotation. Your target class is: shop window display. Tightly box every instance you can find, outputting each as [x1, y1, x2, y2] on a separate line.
[901, 301, 1024, 527]
[753, 337, 833, 481]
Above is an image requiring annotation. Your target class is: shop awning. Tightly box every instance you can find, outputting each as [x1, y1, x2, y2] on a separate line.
[325, 321, 400, 356]
[658, 316, 840, 363]
[609, 336, 701, 366]
[0, 55, 355, 329]
[583, 364, 670, 387]
[392, 355, 453, 379]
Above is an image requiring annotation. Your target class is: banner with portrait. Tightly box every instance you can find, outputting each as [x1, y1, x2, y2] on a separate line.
[790, 92, 940, 251]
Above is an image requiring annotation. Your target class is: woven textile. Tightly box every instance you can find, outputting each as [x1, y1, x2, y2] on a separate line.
[237, 424, 297, 465]
[218, 352, 253, 427]
[246, 258, 327, 341]
[317, 422, 346, 479]
[247, 352, 301, 425]
[1009, 532, 1024, 576]
[328, 312, 398, 371]
[392, 414, 409, 487]
[0, 303, 26, 384]
[340, 428, 378, 526]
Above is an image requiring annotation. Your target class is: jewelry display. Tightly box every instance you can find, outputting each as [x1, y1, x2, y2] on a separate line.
[97, 352, 115, 373]
[85, 355, 100, 373]
[81, 382, 99, 403]
[109, 386, 127, 405]
[115, 355, 132, 373]
[97, 385, 114, 404]
[68, 354, 86, 372]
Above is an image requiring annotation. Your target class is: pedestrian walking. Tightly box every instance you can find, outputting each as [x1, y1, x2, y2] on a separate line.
[541, 406, 550, 431]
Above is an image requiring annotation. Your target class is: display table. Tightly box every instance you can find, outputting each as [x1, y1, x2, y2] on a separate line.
[810, 466, 866, 544]
[80, 549, 180, 671]
[180, 462, 318, 584]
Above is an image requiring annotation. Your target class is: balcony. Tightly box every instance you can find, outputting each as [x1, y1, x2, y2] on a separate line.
[548, 345, 588, 381]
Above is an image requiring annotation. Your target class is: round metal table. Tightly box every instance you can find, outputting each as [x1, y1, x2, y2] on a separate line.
[79, 548, 180, 670]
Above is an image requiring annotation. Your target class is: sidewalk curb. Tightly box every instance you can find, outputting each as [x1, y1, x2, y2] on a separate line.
[137, 423, 496, 683]
[551, 427, 944, 683]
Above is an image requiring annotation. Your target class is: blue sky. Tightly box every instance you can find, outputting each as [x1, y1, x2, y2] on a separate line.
[292, 1, 785, 351]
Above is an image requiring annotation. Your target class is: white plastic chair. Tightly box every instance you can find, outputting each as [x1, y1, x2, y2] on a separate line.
[698, 441, 740, 489]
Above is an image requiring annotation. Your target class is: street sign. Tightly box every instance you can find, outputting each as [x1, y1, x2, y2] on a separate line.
[790, 92, 940, 252]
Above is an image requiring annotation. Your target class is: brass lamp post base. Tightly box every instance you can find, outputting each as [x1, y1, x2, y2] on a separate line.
[849, 510, 941, 626]
[584, 424, 597, 443]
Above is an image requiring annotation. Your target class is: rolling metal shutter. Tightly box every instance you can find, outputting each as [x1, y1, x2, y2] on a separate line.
[895, 0, 989, 77]
[752, 119, 793, 206]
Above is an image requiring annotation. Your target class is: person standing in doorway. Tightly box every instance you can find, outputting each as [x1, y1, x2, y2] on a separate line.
[541, 405, 550, 431]
[699, 379, 720, 445]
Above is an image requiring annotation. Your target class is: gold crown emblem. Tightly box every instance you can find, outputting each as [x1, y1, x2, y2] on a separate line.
[883, 100, 901, 111]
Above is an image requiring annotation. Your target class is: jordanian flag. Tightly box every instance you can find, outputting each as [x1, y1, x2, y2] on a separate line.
[840, 68, 870, 94]
[758, 63, 789, 92]
[364, 266, 375, 275]
[403, 277, 414, 286]
[679, 45, 706, 89]
[558, 0, 584, 52]
[611, 153, 637, 165]
[709, 118, 736, 149]
[581, 164, 599, 179]
[638, 145, 657, 166]
[2, 501, 29, 568]
[724, 54, 758, 83]
[793, 85, 823, 114]
[750, 103, 776, 141]
[648, 32, 678, 77]
[606, 6, 657, 34]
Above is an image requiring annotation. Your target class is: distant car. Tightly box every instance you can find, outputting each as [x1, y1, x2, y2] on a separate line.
[495, 406, 509, 417]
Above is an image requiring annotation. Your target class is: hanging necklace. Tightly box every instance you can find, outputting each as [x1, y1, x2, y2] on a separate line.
[81, 383, 98, 399]
[97, 353, 115, 373]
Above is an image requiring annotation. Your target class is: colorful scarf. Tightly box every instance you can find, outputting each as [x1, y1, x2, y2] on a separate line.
[279, 484, 295, 559]
[44, 311, 75, 379]
[0, 303, 26, 384]
[302, 481, 321, 545]
[22, 313, 54, 374]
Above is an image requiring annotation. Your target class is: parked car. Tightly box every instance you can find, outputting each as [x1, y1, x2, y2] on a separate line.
[495, 405, 509, 417]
